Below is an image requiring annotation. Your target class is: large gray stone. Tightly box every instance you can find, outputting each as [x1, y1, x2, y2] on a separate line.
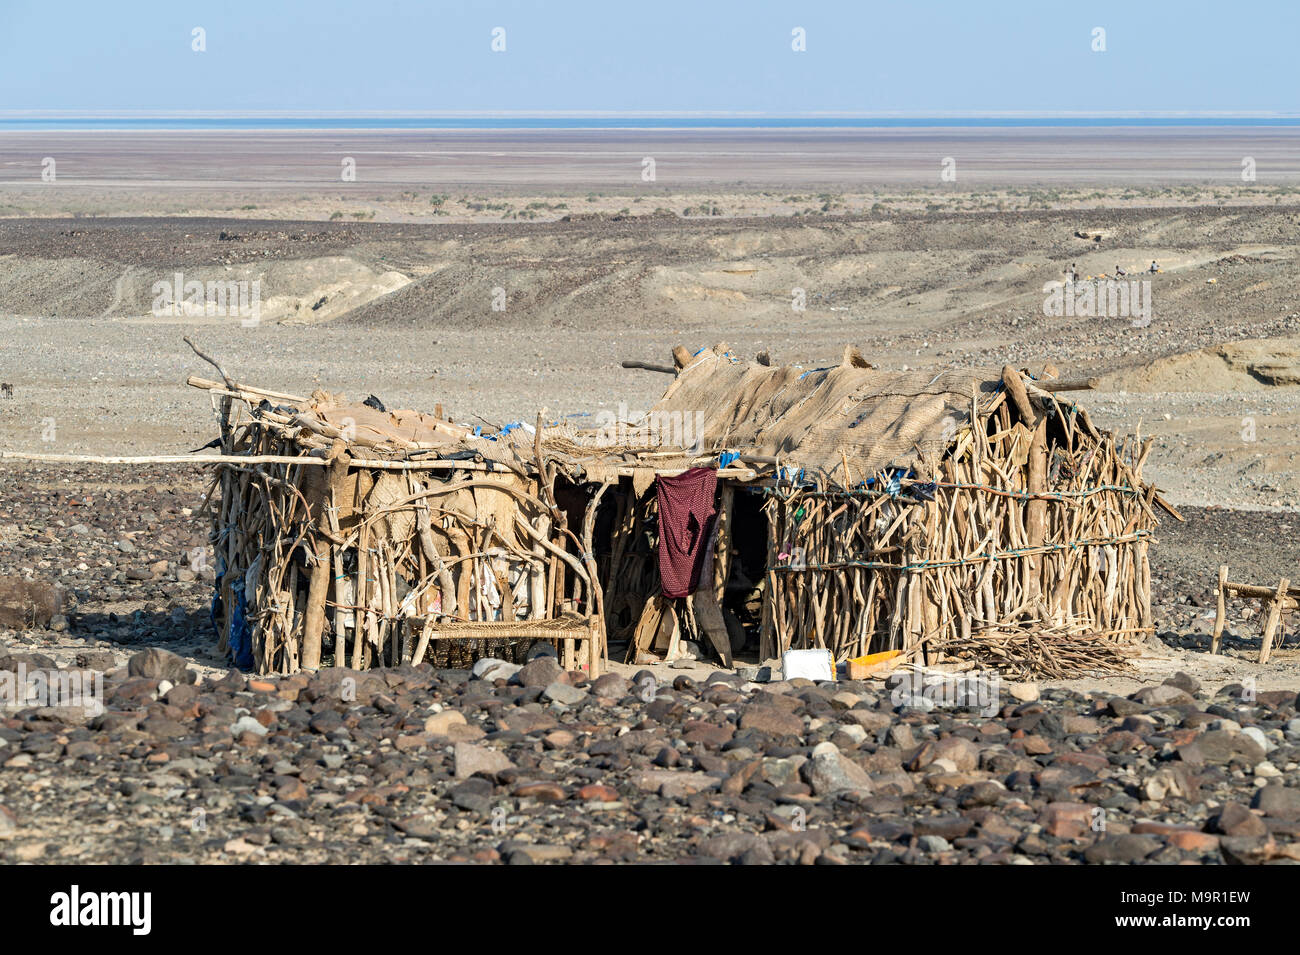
[453, 742, 515, 779]
[127, 648, 196, 685]
[1253, 784, 1300, 819]
[542, 681, 588, 706]
[514, 656, 563, 688]
[806, 742, 873, 796]
[0, 577, 64, 630]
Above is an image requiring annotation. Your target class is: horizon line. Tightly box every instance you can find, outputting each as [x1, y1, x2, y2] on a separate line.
[5, 109, 1300, 120]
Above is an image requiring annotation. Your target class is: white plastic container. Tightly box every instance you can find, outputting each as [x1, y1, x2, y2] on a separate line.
[782, 648, 835, 682]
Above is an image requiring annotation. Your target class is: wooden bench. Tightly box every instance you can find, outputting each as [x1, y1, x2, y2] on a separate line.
[402, 613, 605, 676]
[1212, 565, 1297, 664]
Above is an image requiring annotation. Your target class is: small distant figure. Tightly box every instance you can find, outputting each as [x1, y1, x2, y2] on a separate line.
[1065, 262, 1078, 284]
[0, 383, 11, 399]
[1115, 264, 1126, 278]
[1149, 260, 1159, 273]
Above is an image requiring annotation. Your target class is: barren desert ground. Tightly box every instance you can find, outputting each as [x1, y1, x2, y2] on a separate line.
[3, 129, 1300, 865]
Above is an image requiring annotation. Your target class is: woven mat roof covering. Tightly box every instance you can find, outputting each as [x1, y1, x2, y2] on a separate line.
[227, 347, 1034, 483]
[634, 345, 1005, 480]
[312, 402, 464, 448]
[298, 393, 535, 466]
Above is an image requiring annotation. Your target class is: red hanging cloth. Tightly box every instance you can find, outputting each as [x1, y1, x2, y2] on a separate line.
[655, 467, 719, 598]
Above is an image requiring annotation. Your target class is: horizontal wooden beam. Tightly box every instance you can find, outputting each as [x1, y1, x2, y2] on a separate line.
[1037, 377, 1099, 392]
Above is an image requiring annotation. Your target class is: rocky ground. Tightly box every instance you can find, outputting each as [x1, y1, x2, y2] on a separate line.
[2, 638, 1299, 865]
[2, 146, 1299, 864]
[2, 464, 1299, 864]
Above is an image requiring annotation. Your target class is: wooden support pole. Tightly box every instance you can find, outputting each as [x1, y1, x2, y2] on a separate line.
[580, 482, 611, 677]
[621, 360, 676, 374]
[300, 440, 348, 671]
[1259, 577, 1290, 665]
[1001, 365, 1038, 426]
[1211, 564, 1228, 655]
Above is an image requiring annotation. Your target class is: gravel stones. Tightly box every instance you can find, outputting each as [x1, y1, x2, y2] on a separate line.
[3, 556, 1300, 867]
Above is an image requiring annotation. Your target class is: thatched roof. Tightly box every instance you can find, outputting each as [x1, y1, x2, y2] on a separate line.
[192, 346, 1110, 489]
[639, 344, 995, 480]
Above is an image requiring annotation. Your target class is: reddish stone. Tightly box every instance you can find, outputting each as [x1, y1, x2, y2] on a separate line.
[576, 783, 619, 802]
[513, 782, 567, 802]
[1257, 690, 1296, 708]
[543, 730, 576, 749]
[1132, 821, 1194, 836]
[682, 720, 735, 748]
[1168, 831, 1220, 853]
[247, 679, 276, 693]
[738, 705, 804, 738]
[1053, 752, 1110, 772]
[275, 777, 308, 801]
[394, 733, 429, 752]
[1038, 801, 1095, 840]
[1100, 730, 1146, 753]
[1062, 715, 1101, 734]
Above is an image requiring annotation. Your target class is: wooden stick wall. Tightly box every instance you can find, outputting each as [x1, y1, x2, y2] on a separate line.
[205, 403, 606, 675]
[759, 378, 1158, 668]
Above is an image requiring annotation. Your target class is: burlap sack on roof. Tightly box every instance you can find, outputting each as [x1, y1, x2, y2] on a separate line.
[312, 400, 464, 448]
[629, 345, 995, 482]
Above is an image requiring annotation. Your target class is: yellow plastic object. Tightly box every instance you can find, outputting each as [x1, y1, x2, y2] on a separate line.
[846, 649, 903, 679]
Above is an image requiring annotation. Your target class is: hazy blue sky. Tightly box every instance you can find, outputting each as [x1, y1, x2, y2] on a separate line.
[1, 0, 1295, 114]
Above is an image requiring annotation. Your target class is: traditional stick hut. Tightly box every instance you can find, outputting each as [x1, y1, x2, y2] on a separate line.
[190, 340, 1170, 679]
[190, 374, 611, 676]
[580, 344, 1171, 675]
